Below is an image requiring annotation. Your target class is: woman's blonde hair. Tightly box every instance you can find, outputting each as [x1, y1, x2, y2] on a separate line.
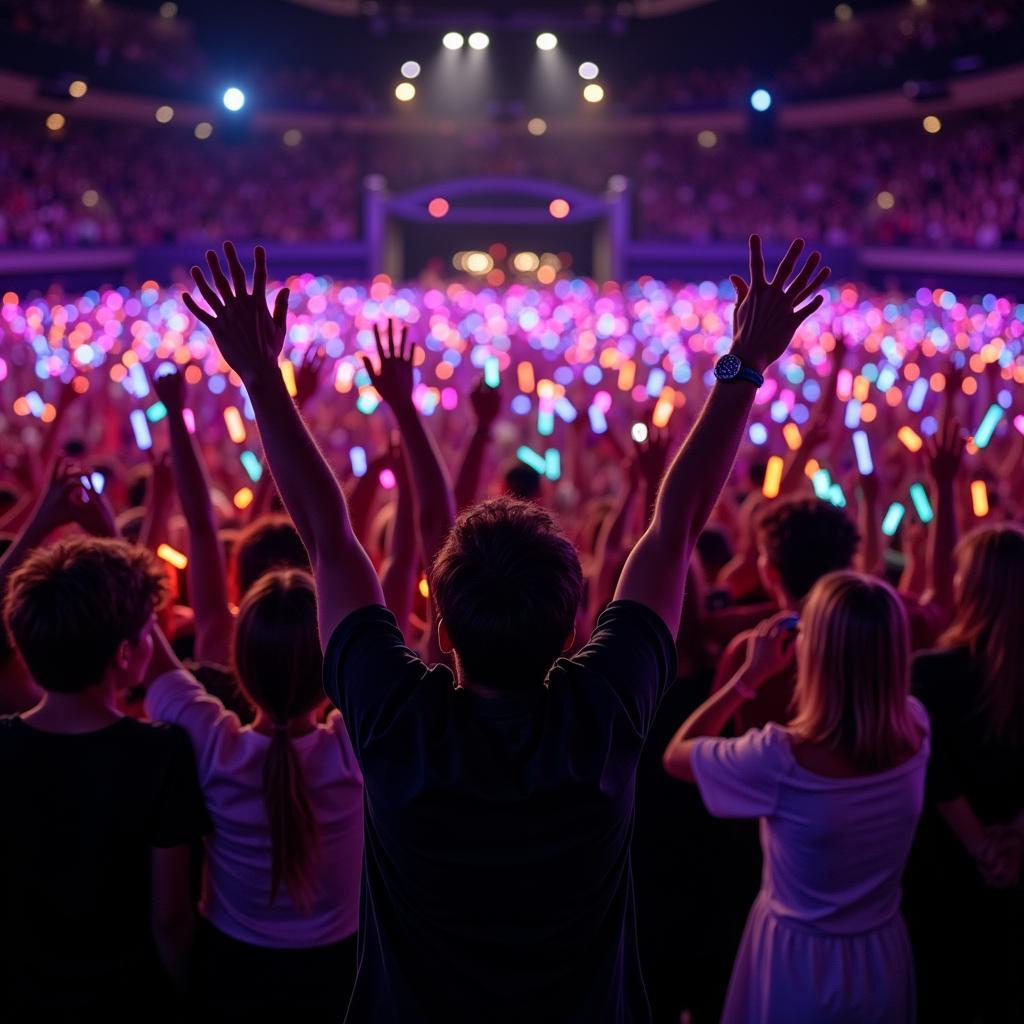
[940, 524, 1024, 743]
[790, 571, 917, 772]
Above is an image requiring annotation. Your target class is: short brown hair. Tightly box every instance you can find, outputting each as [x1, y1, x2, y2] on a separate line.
[4, 536, 166, 693]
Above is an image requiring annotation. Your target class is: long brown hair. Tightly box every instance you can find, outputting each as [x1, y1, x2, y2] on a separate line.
[790, 571, 918, 772]
[940, 524, 1024, 743]
[234, 569, 323, 911]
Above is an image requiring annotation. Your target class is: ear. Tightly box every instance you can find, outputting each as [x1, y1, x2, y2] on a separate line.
[115, 638, 132, 671]
[437, 619, 454, 655]
[561, 628, 576, 653]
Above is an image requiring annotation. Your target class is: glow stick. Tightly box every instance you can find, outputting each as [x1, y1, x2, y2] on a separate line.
[128, 362, 150, 398]
[970, 480, 989, 517]
[146, 401, 167, 423]
[836, 369, 853, 401]
[554, 397, 577, 423]
[652, 388, 674, 428]
[544, 449, 561, 481]
[356, 390, 379, 414]
[897, 426, 923, 453]
[876, 366, 897, 392]
[240, 451, 263, 482]
[618, 360, 636, 391]
[130, 409, 153, 450]
[182, 408, 196, 433]
[762, 456, 784, 499]
[882, 502, 905, 536]
[484, 356, 500, 389]
[783, 423, 802, 450]
[233, 486, 254, 510]
[852, 430, 873, 475]
[280, 360, 297, 397]
[26, 391, 44, 417]
[588, 405, 608, 434]
[538, 407, 555, 436]
[157, 544, 188, 570]
[349, 446, 367, 478]
[973, 404, 1003, 449]
[90, 471, 105, 494]
[418, 577, 430, 599]
[844, 398, 862, 429]
[804, 458, 820, 478]
[828, 482, 847, 509]
[631, 423, 648, 444]
[335, 362, 355, 393]
[907, 378, 928, 412]
[517, 362, 535, 393]
[909, 482, 933, 524]
[379, 468, 397, 489]
[812, 468, 832, 500]
[646, 368, 666, 398]
[1015, 414, 1024, 437]
[517, 445, 547, 474]
[224, 406, 247, 444]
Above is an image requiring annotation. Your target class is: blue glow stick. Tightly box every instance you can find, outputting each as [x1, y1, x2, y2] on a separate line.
[812, 468, 832, 500]
[973, 404, 1004, 449]
[130, 409, 153, 450]
[356, 391, 379, 415]
[852, 430, 873, 475]
[554, 397, 577, 423]
[517, 445, 547, 474]
[588, 405, 608, 434]
[909, 482, 934, 524]
[907, 377, 928, 412]
[146, 401, 167, 423]
[538, 408, 555, 436]
[828, 482, 847, 509]
[844, 398, 862, 429]
[882, 502, 905, 537]
[240, 451, 263, 482]
[90, 471, 105, 494]
[26, 391, 44, 417]
[349, 446, 367, 477]
[484, 356, 500, 389]
[128, 362, 150, 398]
[544, 449, 561, 481]
[876, 366, 897, 393]
[646, 368, 666, 398]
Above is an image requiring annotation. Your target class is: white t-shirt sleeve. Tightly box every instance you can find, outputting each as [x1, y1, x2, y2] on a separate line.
[689, 726, 785, 819]
[144, 669, 238, 777]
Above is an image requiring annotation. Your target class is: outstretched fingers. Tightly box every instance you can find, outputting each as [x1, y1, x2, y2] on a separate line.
[401, 323, 412, 362]
[748, 234, 766, 285]
[252, 245, 268, 298]
[223, 241, 249, 297]
[373, 323, 387, 363]
[182, 291, 217, 328]
[190, 265, 223, 312]
[790, 265, 831, 308]
[792, 292, 826, 324]
[272, 287, 290, 331]
[729, 274, 750, 306]
[205, 249, 234, 302]
[783, 250, 821, 299]
[770, 237, 805, 288]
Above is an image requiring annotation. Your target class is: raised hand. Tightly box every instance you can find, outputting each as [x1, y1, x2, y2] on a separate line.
[362, 320, 415, 410]
[152, 365, 186, 414]
[925, 414, 964, 487]
[295, 344, 327, 410]
[182, 242, 290, 389]
[469, 376, 502, 430]
[71, 473, 120, 538]
[728, 236, 830, 373]
[36, 456, 87, 533]
[633, 427, 671, 490]
[742, 613, 798, 688]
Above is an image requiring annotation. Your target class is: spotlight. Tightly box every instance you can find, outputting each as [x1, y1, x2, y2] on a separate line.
[583, 83, 604, 103]
[401, 61, 421, 79]
[395, 82, 416, 102]
[527, 117, 547, 136]
[536, 32, 558, 51]
[750, 88, 772, 112]
[468, 31, 489, 50]
[442, 31, 464, 50]
[222, 87, 245, 111]
[578, 62, 599, 80]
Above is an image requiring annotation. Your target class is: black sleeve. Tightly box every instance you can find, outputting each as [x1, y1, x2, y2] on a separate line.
[567, 600, 677, 736]
[148, 723, 213, 848]
[911, 652, 965, 804]
[323, 604, 433, 754]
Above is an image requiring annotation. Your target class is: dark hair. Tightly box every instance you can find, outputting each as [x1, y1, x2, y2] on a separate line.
[430, 497, 583, 690]
[4, 536, 165, 693]
[756, 497, 859, 601]
[234, 570, 323, 910]
[232, 514, 310, 600]
[0, 536, 13, 664]
[503, 464, 542, 501]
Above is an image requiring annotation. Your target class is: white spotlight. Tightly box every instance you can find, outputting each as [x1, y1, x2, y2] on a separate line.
[536, 32, 558, 51]
[222, 87, 245, 111]
[578, 61, 599, 80]
[401, 61, 421, 79]
[442, 31, 465, 50]
[750, 88, 772, 112]
[468, 31, 489, 50]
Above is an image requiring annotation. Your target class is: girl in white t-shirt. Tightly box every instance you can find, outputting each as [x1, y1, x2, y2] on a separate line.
[664, 570, 929, 1024]
[144, 568, 363, 1011]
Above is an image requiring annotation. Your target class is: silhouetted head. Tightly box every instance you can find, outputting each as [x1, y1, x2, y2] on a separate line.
[431, 496, 583, 690]
[232, 514, 310, 601]
[503, 464, 542, 501]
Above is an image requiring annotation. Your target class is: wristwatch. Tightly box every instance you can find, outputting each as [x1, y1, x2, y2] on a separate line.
[714, 353, 764, 387]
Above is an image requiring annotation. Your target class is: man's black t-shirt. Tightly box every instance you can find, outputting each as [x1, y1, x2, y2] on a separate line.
[0, 715, 211, 1010]
[324, 600, 676, 1024]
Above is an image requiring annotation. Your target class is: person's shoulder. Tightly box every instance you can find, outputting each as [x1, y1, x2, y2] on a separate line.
[583, 599, 677, 654]
[114, 716, 195, 756]
[911, 646, 976, 702]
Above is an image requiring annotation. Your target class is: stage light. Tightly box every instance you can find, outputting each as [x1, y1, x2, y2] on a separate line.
[922, 114, 941, 133]
[45, 112, 66, 131]
[549, 198, 570, 219]
[401, 60, 421, 79]
[876, 190, 895, 210]
[282, 128, 302, 146]
[578, 61, 599, 80]
[537, 265, 556, 284]
[834, 3, 853, 21]
[194, 121, 213, 139]
[583, 83, 604, 103]
[750, 88, 772, 111]
[222, 87, 245, 111]
[155, 105, 174, 123]
[159, 1, 177, 17]
[395, 82, 416, 102]
[464, 252, 493, 275]
[68, 79, 88, 98]
[697, 129, 717, 148]
[428, 197, 449, 218]
[468, 31, 489, 50]
[443, 31, 464, 50]
[81, 189, 99, 208]
[513, 252, 540, 272]
[536, 32, 558, 51]
[527, 117, 547, 136]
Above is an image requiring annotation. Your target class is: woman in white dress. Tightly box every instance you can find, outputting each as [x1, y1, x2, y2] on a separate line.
[663, 570, 929, 1024]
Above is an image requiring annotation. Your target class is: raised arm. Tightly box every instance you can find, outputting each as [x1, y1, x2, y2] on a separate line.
[362, 321, 456, 573]
[379, 445, 418, 636]
[615, 236, 829, 632]
[183, 242, 382, 647]
[152, 368, 234, 665]
[454, 377, 501, 509]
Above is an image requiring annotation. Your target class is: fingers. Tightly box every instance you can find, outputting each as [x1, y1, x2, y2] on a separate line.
[401, 322, 411, 361]
[373, 323, 387, 363]
[748, 234, 766, 285]
[189, 266, 223, 312]
[272, 288, 290, 331]
[360, 353, 377, 381]
[182, 292, 217, 328]
[253, 245, 268, 297]
[770, 238, 805, 288]
[223, 241, 249, 296]
[790, 266, 831, 308]
[783, 250, 821, 299]
[729, 274, 749, 306]
[205, 249, 234, 302]
[792, 292, 826, 325]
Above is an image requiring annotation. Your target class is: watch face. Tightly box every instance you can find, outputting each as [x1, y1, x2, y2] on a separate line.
[715, 353, 742, 380]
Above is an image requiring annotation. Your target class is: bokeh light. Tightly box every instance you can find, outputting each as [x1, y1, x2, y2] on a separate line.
[68, 80, 88, 98]
[442, 32, 464, 50]
[194, 121, 213, 140]
[750, 88, 772, 111]
[155, 105, 174, 124]
[527, 117, 547, 136]
[922, 115, 942, 134]
[876, 190, 896, 210]
[578, 62, 599, 80]
[45, 112, 65, 131]
[697, 130, 718, 148]
[536, 32, 558, 51]
[401, 61, 421, 79]
[222, 87, 246, 111]
[468, 32, 490, 50]
[282, 128, 303, 147]
[549, 198, 571, 219]
[583, 84, 605, 104]
[428, 197, 450, 218]
[395, 82, 416, 102]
